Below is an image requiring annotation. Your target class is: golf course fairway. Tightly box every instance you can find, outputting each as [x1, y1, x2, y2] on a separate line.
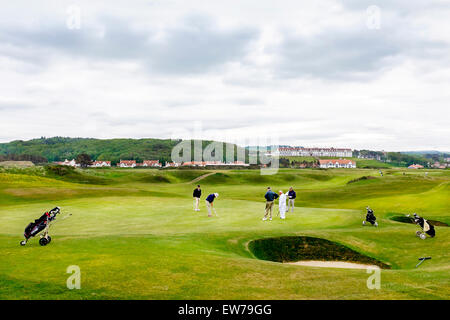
[0, 167, 448, 299]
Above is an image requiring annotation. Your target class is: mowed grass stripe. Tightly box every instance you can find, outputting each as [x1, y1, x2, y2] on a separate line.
[0, 168, 448, 299]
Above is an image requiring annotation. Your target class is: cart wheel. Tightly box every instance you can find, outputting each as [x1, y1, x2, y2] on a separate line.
[39, 238, 48, 246]
[20, 240, 27, 246]
[47, 236, 52, 243]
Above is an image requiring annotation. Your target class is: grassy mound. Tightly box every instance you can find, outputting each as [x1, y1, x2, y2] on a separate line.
[44, 165, 109, 185]
[303, 173, 333, 181]
[249, 236, 390, 269]
[139, 174, 171, 183]
[347, 176, 377, 184]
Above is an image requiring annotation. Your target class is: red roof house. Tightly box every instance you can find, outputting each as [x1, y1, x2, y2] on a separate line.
[319, 159, 356, 168]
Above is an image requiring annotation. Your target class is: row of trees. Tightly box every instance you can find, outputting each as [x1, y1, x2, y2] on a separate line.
[386, 152, 429, 167]
[279, 158, 318, 168]
[0, 137, 182, 163]
[0, 137, 251, 165]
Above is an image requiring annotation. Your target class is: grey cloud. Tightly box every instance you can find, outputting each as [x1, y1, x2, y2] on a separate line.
[0, 15, 258, 75]
[269, 26, 449, 81]
[163, 98, 204, 108]
[231, 97, 265, 106]
[146, 16, 257, 74]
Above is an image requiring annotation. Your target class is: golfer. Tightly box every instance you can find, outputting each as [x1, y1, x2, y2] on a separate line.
[193, 185, 202, 211]
[205, 193, 219, 217]
[278, 191, 287, 219]
[263, 187, 278, 221]
[287, 187, 296, 212]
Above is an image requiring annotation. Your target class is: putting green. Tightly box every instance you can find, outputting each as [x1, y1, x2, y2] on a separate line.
[0, 168, 448, 299]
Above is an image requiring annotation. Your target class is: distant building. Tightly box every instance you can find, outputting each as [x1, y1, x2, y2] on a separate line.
[182, 161, 250, 167]
[319, 159, 356, 169]
[431, 162, 448, 169]
[357, 155, 382, 161]
[91, 161, 111, 168]
[182, 161, 206, 167]
[232, 161, 250, 167]
[164, 162, 181, 168]
[408, 164, 424, 169]
[205, 161, 225, 166]
[142, 160, 162, 167]
[0, 161, 34, 168]
[55, 159, 79, 167]
[271, 147, 353, 158]
[119, 160, 137, 168]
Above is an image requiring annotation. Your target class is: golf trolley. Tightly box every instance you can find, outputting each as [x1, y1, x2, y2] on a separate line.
[406, 213, 435, 240]
[20, 207, 71, 246]
[362, 207, 378, 227]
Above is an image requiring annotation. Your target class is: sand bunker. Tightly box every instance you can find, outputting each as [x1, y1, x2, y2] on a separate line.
[286, 260, 380, 269]
[249, 236, 390, 269]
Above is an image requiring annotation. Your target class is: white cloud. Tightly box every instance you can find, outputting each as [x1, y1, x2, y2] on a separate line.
[0, 0, 449, 151]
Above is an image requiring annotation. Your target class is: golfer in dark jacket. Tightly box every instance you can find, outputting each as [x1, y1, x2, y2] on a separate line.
[193, 185, 201, 211]
[205, 193, 219, 217]
[263, 187, 279, 221]
[287, 187, 296, 212]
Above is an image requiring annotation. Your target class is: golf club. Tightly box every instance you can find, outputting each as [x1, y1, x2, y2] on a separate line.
[415, 257, 431, 268]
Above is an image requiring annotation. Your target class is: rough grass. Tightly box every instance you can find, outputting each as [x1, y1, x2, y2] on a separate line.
[0, 167, 448, 300]
[347, 176, 377, 184]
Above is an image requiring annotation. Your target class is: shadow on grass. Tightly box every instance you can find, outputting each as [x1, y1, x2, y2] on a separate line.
[389, 215, 449, 227]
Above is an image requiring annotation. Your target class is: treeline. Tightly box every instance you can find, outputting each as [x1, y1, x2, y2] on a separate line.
[355, 150, 434, 167]
[0, 137, 181, 164]
[279, 158, 318, 168]
[402, 152, 449, 163]
[0, 137, 248, 165]
[386, 152, 429, 167]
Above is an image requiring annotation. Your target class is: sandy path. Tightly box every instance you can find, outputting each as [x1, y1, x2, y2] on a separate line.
[187, 172, 216, 184]
[285, 260, 380, 269]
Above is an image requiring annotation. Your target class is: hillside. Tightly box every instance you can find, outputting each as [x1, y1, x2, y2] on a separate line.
[0, 137, 180, 164]
[0, 137, 247, 165]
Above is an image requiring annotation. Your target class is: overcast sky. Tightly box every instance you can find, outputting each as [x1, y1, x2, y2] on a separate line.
[0, 0, 449, 151]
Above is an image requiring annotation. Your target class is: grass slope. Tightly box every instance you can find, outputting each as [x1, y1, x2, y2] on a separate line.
[0, 167, 448, 299]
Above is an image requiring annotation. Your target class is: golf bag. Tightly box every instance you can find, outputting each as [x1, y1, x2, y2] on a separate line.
[363, 207, 378, 226]
[413, 214, 435, 238]
[21, 207, 60, 246]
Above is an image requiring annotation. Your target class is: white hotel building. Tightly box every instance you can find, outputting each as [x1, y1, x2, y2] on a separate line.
[270, 147, 353, 158]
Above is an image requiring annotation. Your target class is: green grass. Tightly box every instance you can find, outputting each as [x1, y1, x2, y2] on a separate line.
[0, 167, 448, 299]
